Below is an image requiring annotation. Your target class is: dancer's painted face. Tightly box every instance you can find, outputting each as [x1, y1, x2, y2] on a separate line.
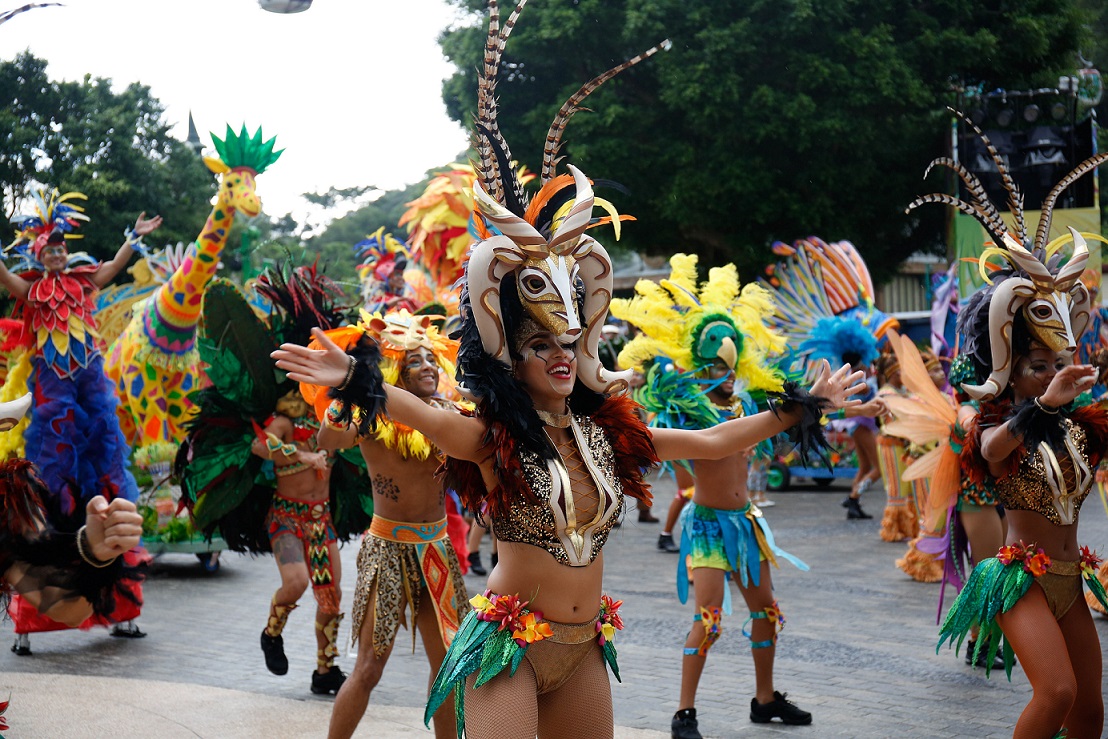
[514, 331, 577, 402]
[1010, 344, 1071, 401]
[400, 347, 439, 398]
[706, 359, 735, 401]
[41, 244, 68, 273]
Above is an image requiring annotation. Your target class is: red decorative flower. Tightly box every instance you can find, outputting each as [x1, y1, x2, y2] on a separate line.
[996, 544, 1020, 566]
[996, 540, 1051, 575]
[600, 594, 624, 631]
[1080, 545, 1102, 576]
[0, 693, 10, 733]
[487, 593, 528, 632]
[596, 594, 625, 645]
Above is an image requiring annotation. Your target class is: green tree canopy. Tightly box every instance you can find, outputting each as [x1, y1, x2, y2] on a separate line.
[439, 0, 1091, 280]
[0, 51, 216, 264]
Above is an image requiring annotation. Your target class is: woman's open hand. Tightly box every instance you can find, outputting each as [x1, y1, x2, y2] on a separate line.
[1039, 364, 1097, 408]
[272, 327, 351, 387]
[809, 359, 866, 410]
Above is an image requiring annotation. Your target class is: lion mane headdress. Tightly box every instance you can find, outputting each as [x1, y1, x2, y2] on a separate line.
[909, 108, 1107, 400]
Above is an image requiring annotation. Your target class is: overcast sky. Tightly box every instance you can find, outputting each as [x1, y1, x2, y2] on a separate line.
[0, 0, 472, 229]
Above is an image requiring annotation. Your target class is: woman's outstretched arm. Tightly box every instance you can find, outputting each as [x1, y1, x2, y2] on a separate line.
[273, 327, 487, 463]
[650, 360, 865, 462]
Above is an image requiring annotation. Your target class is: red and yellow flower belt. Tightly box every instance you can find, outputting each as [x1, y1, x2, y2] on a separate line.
[469, 589, 624, 648]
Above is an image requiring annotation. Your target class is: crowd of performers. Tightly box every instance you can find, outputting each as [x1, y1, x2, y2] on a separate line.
[3, 4, 1108, 739]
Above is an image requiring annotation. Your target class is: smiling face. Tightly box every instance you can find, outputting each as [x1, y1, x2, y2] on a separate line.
[399, 347, 440, 399]
[40, 243, 68, 273]
[1010, 344, 1072, 402]
[514, 331, 578, 407]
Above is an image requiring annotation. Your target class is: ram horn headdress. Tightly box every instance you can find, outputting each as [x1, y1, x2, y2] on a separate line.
[460, 0, 670, 397]
[907, 108, 1105, 400]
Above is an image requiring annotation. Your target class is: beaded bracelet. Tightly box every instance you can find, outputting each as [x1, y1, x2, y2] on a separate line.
[336, 355, 357, 391]
[76, 525, 116, 568]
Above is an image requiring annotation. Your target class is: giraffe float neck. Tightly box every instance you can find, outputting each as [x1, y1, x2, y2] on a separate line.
[142, 170, 256, 365]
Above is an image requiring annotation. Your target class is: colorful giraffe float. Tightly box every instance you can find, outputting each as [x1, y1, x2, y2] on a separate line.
[105, 125, 282, 468]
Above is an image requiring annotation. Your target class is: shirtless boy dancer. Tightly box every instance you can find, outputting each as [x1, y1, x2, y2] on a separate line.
[671, 360, 812, 738]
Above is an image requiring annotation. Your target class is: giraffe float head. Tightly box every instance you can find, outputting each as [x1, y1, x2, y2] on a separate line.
[203, 125, 283, 218]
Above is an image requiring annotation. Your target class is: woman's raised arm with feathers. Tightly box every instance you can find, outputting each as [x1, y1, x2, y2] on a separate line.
[273, 328, 487, 463]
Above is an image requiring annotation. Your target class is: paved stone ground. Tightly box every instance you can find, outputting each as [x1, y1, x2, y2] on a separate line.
[4, 475, 1108, 738]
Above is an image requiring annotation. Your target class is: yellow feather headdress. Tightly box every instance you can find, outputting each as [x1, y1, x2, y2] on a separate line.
[610, 253, 785, 393]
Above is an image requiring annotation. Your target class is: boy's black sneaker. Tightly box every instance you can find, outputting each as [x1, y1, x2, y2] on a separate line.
[750, 691, 812, 725]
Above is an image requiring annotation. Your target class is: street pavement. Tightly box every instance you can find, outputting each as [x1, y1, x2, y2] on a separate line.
[3, 474, 1108, 738]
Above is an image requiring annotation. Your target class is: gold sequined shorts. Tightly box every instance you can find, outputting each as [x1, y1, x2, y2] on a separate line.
[524, 615, 601, 694]
[1036, 560, 1082, 621]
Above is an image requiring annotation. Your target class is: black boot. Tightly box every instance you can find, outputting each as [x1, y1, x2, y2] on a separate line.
[261, 630, 289, 675]
[261, 596, 296, 676]
[965, 638, 1008, 671]
[310, 665, 347, 695]
[658, 533, 679, 553]
[468, 551, 487, 576]
[671, 708, 702, 739]
[842, 496, 872, 520]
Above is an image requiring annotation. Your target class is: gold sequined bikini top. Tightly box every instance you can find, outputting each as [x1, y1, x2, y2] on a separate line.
[995, 419, 1093, 526]
[490, 413, 623, 567]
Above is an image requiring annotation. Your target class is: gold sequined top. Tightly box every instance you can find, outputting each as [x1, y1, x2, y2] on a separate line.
[491, 413, 623, 567]
[995, 420, 1094, 526]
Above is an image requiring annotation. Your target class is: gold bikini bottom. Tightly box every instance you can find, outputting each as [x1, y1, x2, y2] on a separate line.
[524, 615, 601, 694]
[1036, 560, 1082, 621]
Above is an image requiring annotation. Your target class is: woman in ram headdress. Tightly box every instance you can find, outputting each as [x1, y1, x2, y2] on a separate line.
[273, 3, 863, 736]
[909, 109, 1108, 739]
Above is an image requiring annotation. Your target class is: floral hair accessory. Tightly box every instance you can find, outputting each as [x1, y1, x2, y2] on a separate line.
[596, 594, 624, 646]
[997, 540, 1051, 576]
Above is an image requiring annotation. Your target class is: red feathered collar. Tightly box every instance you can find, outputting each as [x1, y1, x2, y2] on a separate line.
[442, 394, 658, 519]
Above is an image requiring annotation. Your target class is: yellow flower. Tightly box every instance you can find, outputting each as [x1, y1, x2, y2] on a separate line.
[469, 593, 492, 613]
[599, 622, 616, 644]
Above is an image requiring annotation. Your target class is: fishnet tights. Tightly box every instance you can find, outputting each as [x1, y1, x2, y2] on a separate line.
[995, 583, 1103, 738]
[463, 642, 613, 738]
[554, 439, 600, 524]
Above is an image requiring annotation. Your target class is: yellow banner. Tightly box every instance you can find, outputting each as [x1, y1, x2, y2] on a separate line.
[955, 207, 1102, 299]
